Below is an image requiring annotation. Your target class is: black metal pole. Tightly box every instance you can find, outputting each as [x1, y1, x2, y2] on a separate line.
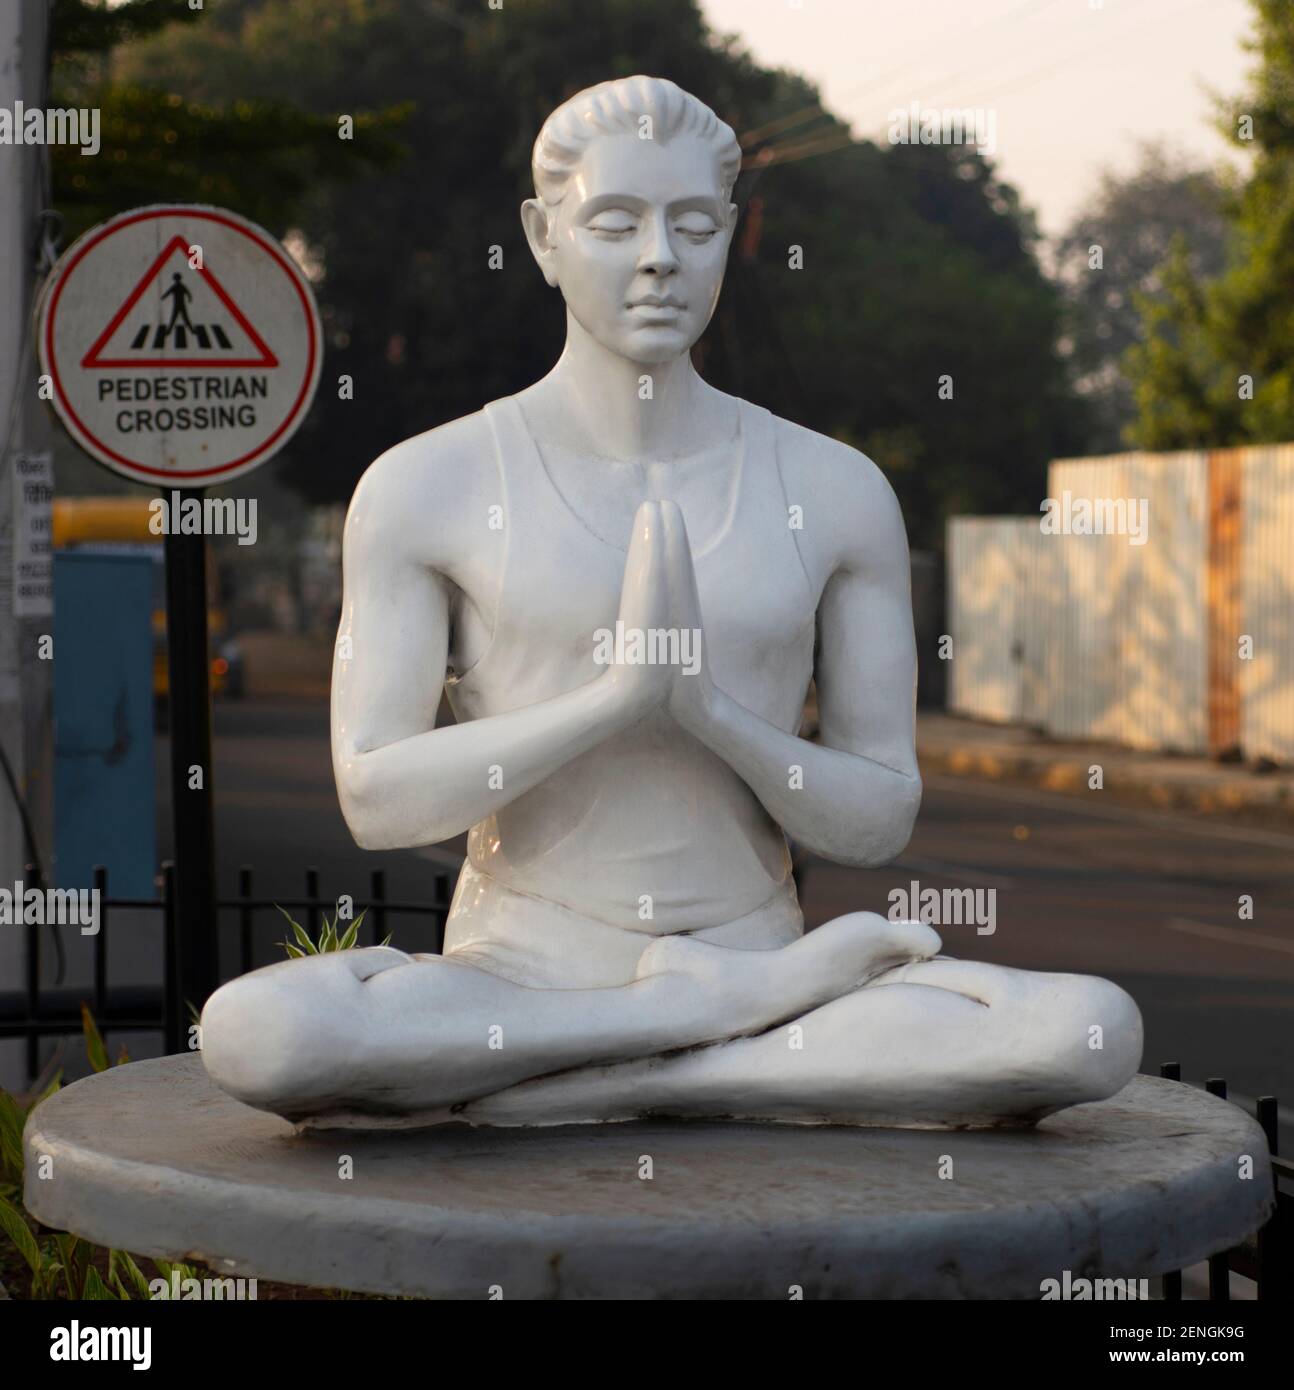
[1205, 1078, 1232, 1300]
[1256, 1096, 1279, 1300]
[1159, 1062, 1183, 1300]
[371, 868, 385, 947]
[24, 862, 39, 1081]
[238, 865, 253, 975]
[161, 860, 179, 1053]
[92, 863, 107, 1020]
[163, 493, 218, 1047]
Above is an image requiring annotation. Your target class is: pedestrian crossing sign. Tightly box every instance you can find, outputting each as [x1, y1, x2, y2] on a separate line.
[39, 205, 321, 486]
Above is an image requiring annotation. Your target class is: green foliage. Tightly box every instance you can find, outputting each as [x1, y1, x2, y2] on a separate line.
[79, 1002, 130, 1072]
[105, 0, 1080, 546]
[79, 1003, 108, 1073]
[0, 1072, 60, 1202]
[51, 0, 204, 57]
[1053, 142, 1228, 452]
[1125, 0, 1294, 449]
[51, 86, 409, 246]
[0, 1195, 42, 1277]
[109, 1248, 157, 1300]
[0, 1091, 28, 1194]
[276, 905, 382, 957]
[50, 0, 409, 245]
[0, 1011, 184, 1300]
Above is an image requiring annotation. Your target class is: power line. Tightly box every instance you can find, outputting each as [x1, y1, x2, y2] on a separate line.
[740, 103, 829, 150]
[955, 0, 1213, 110]
[861, 0, 1152, 127]
[845, 0, 1071, 116]
[739, 0, 1171, 174]
[744, 126, 856, 171]
[740, 0, 1072, 155]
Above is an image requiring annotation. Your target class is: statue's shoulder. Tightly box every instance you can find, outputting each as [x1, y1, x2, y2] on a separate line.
[761, 408, 907, 559]
[345, 408, 498, 557]
[356, 408, 496, 499]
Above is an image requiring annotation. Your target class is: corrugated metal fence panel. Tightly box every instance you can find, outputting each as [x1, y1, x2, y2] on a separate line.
[1042, 452, 1208, 753]
[1044, 457, 1121, 743]
[949, 446, 1290, 760]
[947, 517, 1033, 723]
[1241, 443, 1294, 763]
[1124, 450, 1208, 754]
[1018, 522, 1055, 730]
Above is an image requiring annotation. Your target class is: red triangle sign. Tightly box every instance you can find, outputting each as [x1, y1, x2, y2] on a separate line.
[80, 235, 280, 369]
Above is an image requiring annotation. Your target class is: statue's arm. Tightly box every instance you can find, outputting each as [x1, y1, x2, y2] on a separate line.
[332, 449, 670, 851]
[667, 448, 921, 867]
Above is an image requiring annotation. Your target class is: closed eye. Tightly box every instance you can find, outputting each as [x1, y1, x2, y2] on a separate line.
[675, 221, 719, 243]
[587, 219, 637, 239]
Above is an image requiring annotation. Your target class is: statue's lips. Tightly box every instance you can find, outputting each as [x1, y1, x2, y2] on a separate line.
[627, 299, 686, 314]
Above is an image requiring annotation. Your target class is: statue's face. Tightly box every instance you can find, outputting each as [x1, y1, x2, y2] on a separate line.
[528, 131, 736, 365]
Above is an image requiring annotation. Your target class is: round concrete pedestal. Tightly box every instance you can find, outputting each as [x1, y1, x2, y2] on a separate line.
[24, 1055, 1273, 1299]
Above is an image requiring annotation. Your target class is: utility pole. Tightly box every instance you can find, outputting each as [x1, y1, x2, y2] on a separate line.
[0, 1, 56, 909]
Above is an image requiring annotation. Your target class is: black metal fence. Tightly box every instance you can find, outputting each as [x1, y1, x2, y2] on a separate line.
[1, 860, 452, 1066]
[1156, 1063, 1292, 1301]
[3, 873, 1289, 1300]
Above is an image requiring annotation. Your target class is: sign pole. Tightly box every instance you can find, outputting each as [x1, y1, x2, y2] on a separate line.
[39, 205, 322, 1048]
[163, 491, 218, 1048]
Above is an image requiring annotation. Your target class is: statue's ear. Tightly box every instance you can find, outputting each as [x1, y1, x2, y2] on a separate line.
[521, 199, 560, 287]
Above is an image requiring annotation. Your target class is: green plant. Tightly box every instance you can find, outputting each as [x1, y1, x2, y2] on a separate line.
[79, 1003, 130, 1072]
[0, 1008, 196, 1299]
[276, 905, 387, 957]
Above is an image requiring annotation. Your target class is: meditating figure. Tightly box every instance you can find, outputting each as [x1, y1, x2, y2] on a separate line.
[201, 76, 1142, 1128]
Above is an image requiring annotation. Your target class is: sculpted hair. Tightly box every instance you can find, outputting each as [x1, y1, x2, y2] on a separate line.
[532, 75, 742, 208]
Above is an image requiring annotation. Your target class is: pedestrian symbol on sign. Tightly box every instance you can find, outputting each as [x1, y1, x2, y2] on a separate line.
[81, 234, 278, 369]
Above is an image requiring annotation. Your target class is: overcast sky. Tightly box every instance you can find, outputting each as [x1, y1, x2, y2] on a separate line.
[700, 0, 1255, 238]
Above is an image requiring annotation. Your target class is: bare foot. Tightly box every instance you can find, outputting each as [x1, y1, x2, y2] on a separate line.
[635, 911, 941, 1040]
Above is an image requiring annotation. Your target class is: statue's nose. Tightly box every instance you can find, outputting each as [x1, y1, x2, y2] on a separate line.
[637, 211, 680, 276]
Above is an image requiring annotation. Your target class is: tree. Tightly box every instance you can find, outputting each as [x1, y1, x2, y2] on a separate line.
[109, 0, 1080, 546]
[1054, 142, 1228, 453]
[1124, 0, 1294, 450]
[50, 0, 406, 245]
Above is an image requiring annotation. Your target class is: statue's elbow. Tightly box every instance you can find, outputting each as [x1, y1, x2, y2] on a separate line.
[891, 773, 922, 854]
[848, 774, 922, 867]
[340, 794, 386, 852]
[346, 815, 388, 852]
[336, 750, 465, 850]
[335, 753, 394, 851]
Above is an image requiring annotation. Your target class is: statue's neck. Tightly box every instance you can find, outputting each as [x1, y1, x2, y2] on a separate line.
[534, 314, 723, 462]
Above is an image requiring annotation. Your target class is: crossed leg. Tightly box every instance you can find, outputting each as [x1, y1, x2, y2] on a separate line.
[199, 911, 944, 1123]
[202, 911, 1142, 1129]
[454, 956, 1144, 1129]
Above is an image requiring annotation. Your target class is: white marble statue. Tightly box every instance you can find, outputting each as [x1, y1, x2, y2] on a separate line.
[201, 76, 1142, 1129]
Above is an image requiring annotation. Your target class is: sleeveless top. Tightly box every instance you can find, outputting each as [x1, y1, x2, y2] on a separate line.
[439, 393, 820, 978]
